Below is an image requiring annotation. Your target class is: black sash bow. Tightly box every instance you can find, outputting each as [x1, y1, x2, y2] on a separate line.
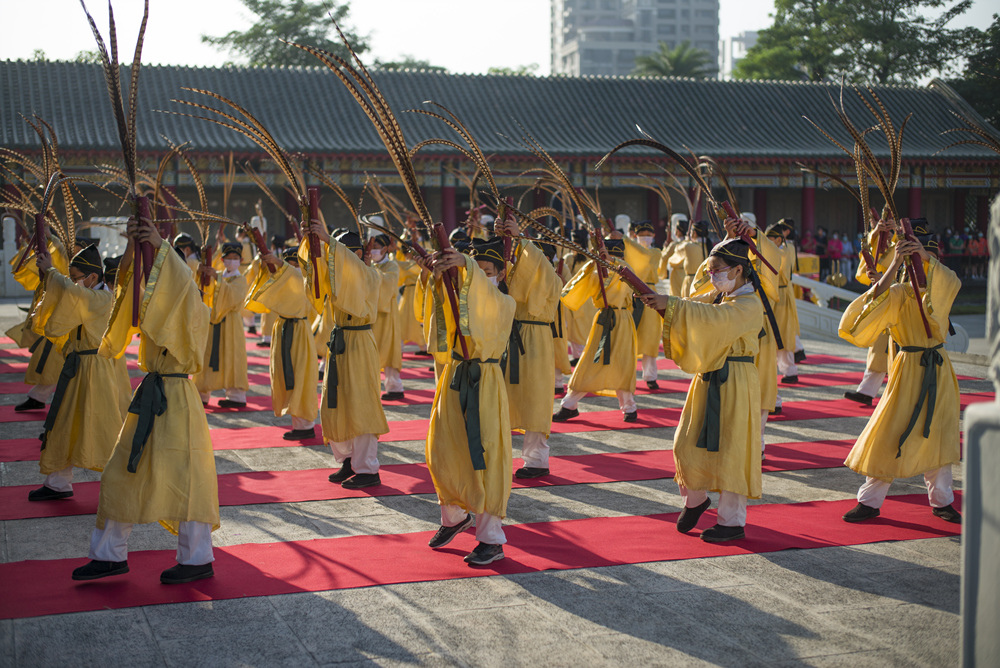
[449, 351, 500, 471]
[697, 356, 754, 453]
[896, 343, 945, 458]
[29, 336, 54, 374]
[126, 372, 188, 472]
[324, 324, 372, 409]
[279, 317, 305, 391]
[208, 317, 224, 372]
[593, 307, 617, 365]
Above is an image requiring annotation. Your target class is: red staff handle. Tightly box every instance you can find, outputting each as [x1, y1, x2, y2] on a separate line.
[899, 218, 932, 338]
[137, 196, 153, 282]
[500, 196, 514, 267]
[871, 207, 892, 262]
[721, 201, 778, 275]
[433, 222, 470, 360]
[130, 196, 153, 327]
[615, 264, 664, 316]
[246, 223, 278, 273]
[307, 188, 322, 298]
[200, 244, 214, 291]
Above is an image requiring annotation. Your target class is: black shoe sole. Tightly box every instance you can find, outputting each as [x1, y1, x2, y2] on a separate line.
[28, 488, 74, 502]
[514, 468, 550, 479]
[72, 564, 129, 581]
[842, 510, 880, 523]
[161, 568, 214, 584]
[429, 517, 474, 549]
[465, 552, 505, 566]
[341, 476, 381, 489]
[700, 530, 745, 543]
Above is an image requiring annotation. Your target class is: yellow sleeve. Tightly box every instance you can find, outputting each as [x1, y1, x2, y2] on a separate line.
[327, 240, 381, 320]
[251, 262, 308, 318]
[100, 258, 140, 360]
[923, 257, 960, 336]
[435, 255, 516, 357]
[560, 261, 599, 311]
[30, 270, 95, 341]
[750, 231, 781, 303]
[298, 238, 328, 316]
[212, 274, 249, 323]
[376, 262, 399, 314]
[507, 241, 561, 320]
[662, 294, 763, 373]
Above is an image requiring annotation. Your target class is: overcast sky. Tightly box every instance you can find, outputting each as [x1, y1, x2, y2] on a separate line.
[0, 0, 995, 74]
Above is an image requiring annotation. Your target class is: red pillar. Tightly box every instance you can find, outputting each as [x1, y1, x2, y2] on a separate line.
[801, 186, 815, 239]
[441, 185, 456, 231]
[753, 188, 768, 226]
[646, 189, 662, 244]
[908, 187, 922, 218]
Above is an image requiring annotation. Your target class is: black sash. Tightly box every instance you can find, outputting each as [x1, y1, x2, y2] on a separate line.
[208, 317, 225, 372]
[593, 307, 617, 365]
[325, 324, 372, 408]
[449, 351, 500, 471]
[279, 317, 305, 391]
[40, 348, 99, 450]
[896, 343, 945, 458]
[631, 296, 644, 328]
[501, 319, 549, 385]
[552, 302, 564, 339]
[697, 356, 754, 453]
[126, 372, 188, 472]
[29, 336, 54, 375]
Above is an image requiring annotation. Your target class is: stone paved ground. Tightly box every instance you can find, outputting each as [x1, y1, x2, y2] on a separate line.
[0, 299, 988, 668]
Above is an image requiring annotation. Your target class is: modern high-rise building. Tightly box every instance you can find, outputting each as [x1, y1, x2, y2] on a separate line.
[551, 0, 720, 77]
[719, 30, 758, 80]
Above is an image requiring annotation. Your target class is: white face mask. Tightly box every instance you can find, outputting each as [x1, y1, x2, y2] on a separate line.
[710, 271, 736, 294]
[488, 275, 499, 287]
[223, 259, 240, 272]
[370, 249, 385, 262]
[638, 235, 654, 248]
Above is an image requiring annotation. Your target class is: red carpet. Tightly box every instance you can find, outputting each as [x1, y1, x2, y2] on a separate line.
[0, 492, 960, 620]
[0, 439, 856, 521]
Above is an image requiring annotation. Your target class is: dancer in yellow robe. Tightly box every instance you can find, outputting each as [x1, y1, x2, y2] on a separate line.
[26, 244, 130, 501]
[554, 238, 639, 422]
[838, 222, 962, 524]
[249, 246, 319, 440]
[640, 238, 763, 542]
[561, 229, 598, 363]
[547, 243, 574, 395]
[194, 242, 250, 408]
[658, 214, 689, 297]
[424, 247, 516, 566]
[765, 220, 802, 383]
[398, 250, 427, 352]
[370, 234, 405, 399]
[625, 221, 664, 389]
[668, 220, 711, 297]
[302, 226, 389, 489]
[73, 217, 218, 584]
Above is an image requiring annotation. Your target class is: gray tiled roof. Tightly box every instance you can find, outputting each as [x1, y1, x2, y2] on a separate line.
[2, 60, 997, 161]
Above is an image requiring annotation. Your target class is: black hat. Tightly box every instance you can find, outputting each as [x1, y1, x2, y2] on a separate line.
[269, 234, 285, 250]
[370, 233, 390, 248]
[103, 255, 121, 284]
[710, 238, 752, 267]
[70, 244, 103, 278]
[335, 230, 363, 253]
[471, 237, 505, 269]
[604, 238, 625, 258]
[631, 220, 655, 234]
[75, 235, 97, 248]
[908, 218, 938, 254]
[449, 228, 471, 245]
[765, 220, 793, 238]
[282, 246, 300, 263]
[675, 219, 689, 235]
[692, 221, 710, 237]
[572, 228, 589, 248]
[173, 233, 196, 250]
[221, 242, 242, 257]
[539, 241, 556, 261]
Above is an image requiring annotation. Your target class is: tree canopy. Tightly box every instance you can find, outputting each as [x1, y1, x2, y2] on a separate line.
[201, 0, 369, 68]
[375, 55, 447, 72]
[487, 64, 540, 76]
[632, 41, 716, 78]
[949, 14, 1000, 126]
[735, 0, 977, 84]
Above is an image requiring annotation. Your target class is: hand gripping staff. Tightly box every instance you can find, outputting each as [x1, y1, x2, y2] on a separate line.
[899, 218, 933, 338]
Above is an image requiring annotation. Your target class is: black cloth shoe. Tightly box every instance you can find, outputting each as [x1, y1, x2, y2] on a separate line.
[328, 458, 354, 483]
[428, 514, 473, 548]
[318, 369, 324, 381]
[782, 375, 799, 384]
[247, 326, 257, 335]
[256, 340, 271, 348]
[341, 473, 381, 489]
[160, 563, 214, 584]
[646, 380, 660, 391]
[28, 486, 73, 501]
[514, 467, 550, 479]
[14, 397, 45, 412]
[570, 357, 580, 367]
[769, 407, 782, 415]
[843, 391, 874, 407]
[623, 411, 638, 423]
[554, 387, 565, 397]
[72, 559, 129, 581]
[464, 542, 505, 566]
[932, 504, 962, 524]
[381, 391, 405, 401]
[414, 350, 432, 357]
[794, 350, 807, 363]
[700, 524, 745, 542]
[217, 399, 247, 409]
[842, 503, 880, 522]
[282, 427, 316, 441]
[676, 498, 711, 533]
[552, 407, 579, 422]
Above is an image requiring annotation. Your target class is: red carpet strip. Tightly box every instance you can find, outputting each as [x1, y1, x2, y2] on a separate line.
[0, 492, 961, 620]
[0, 439, 856, 521]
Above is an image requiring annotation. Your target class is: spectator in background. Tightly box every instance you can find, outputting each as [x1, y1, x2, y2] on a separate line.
[814, 227, 829, 280]
[968, 230, 987, 279]
[839, 234, 854, 276]
[828, 233, 843, 278]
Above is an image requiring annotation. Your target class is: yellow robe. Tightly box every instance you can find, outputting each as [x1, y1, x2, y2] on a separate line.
[773, 240, 801, 352]
[426, 255, 516, 518]
[855, 231, 895, 375]
[97, 244, 218, 533]
[311, 240, 389, 442]
[249, 262, 319, 422]
[10, 238, 70, 292]
[670, 239, 709, 297]
[373, 258, 403, 370]
[839, 257, 961, 480]
[504, 242, 561, 434]
[659, 240, 685, 297]
[8, 239, 70, 386]
[562, 260, 638, 393]
[417, 271, 451, 375]
[751, 231, 782, 411]
[31, 270, 130, 474]
[624, 238, 665, 357]
[312, 299, 334, 356]
[664, 288, 763, 497]
[193, 271, 250, 394]
[561, 253, 598, 347]
[397, 256, 425, 347]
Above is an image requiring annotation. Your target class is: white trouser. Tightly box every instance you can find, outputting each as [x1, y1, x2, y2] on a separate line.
[856, 370, 885, 398]
[261, 334, 271, 343]
[777, 350, 798, 377]
[760, 409, 768, 452]
[441, 504, 506, 545]
[641, 355, 659, 382]
[561, 389, 637, 414]
[243, 314, 255, 328]
[291, 416, 315, 431]
[226, 389, 247, 402]
[569, 342, 585, 359]
[794, 335, 803, 353]
[383, 367, 404, 393]
[521, 431, 549, 468]
[775, 393, 783, 409]
[28, 384, 56, 402]
[679, 486, 748, 527]
[329, 433, 379, 474]
[555, 371, 566, 390]
[43, 466, 73, 493]
[89, 519, 214, 565]
[857, 465, 954, 509]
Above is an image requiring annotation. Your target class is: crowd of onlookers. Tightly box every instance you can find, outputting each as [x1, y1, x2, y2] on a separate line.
[802, 225, 989, 282]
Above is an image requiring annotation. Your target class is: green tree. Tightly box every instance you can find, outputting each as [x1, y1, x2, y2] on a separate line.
[949, 14, 1000, 126]
[375, 55, 446, 72]
[201, 0, 369, 68]
[31, 49, 47, 62]
[632, 41, 716, 78]
[75, 49, 101, 64]
[735, 0, 976, 84]
[487, 63, 540, 76]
